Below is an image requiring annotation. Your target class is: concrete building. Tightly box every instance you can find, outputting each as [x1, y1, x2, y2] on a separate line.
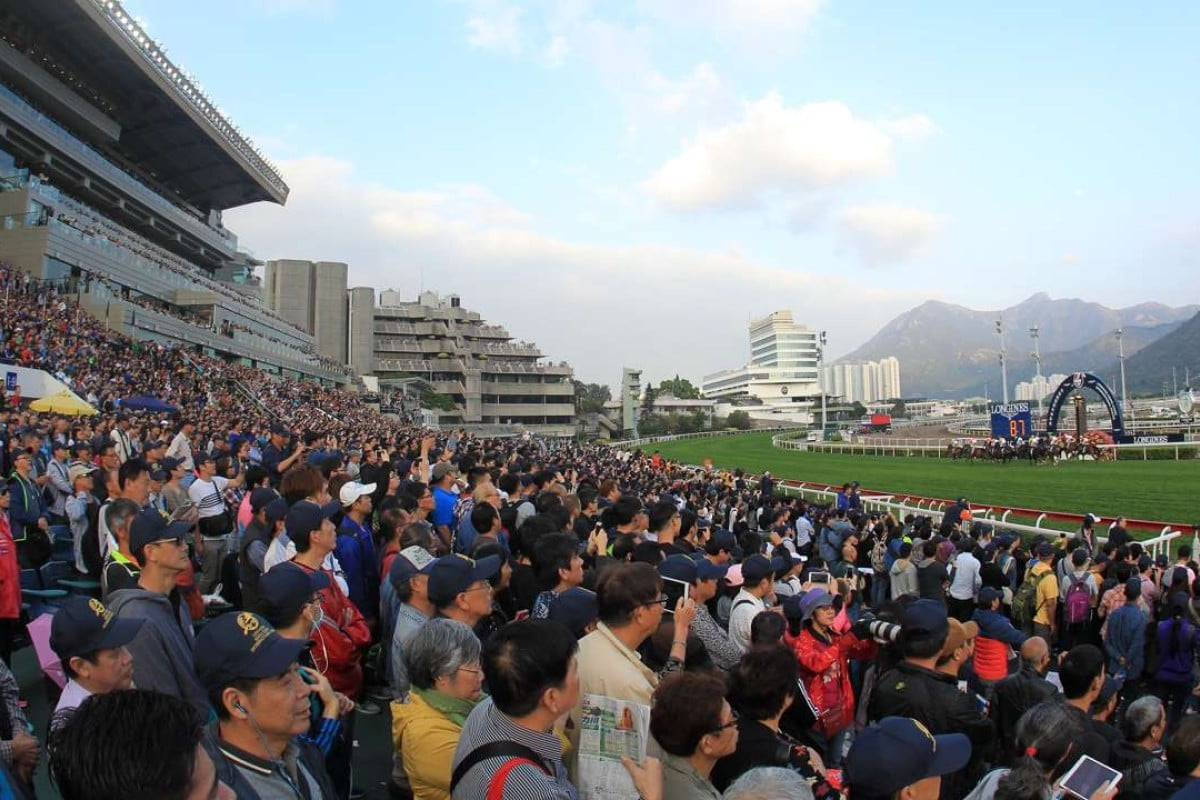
[0, 2, 346, 385]
[347, 287, 376, 375]
[702, 311, 820, 420]
[823, 357, 902, 404]
[1015, 373, 1068, 401]
[365, 290, 575, 436]
[620, 368, 643, 436]
[263, 259, 349, 364]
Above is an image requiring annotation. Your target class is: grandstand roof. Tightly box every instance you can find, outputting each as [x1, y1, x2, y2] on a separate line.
[0, 0, 288, 211]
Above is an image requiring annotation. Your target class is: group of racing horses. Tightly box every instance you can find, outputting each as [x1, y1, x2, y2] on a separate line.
[945, 432, 1115, 463]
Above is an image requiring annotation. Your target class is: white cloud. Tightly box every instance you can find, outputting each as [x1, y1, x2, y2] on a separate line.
[639, 0, 823, 48]
[836, 204, 942, 266]
[645, 94, 896, 212]
[464, 1, 524, 54]
[225, 155, 923, 385]
[879, 113, 938, 141]
[542, 35, 570, 67]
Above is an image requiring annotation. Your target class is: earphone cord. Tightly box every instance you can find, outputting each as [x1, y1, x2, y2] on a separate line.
[242, 706, 304, 800]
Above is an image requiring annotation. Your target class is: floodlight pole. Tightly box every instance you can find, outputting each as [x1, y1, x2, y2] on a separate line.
[819, 331, 828, 434]
[1030, 325, 1043, 421]
[1116, 328, 1131, 426]
[996, 316, 1009, 405]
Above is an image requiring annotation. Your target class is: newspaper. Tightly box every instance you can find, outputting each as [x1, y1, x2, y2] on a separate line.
[575, 693, 650, 800]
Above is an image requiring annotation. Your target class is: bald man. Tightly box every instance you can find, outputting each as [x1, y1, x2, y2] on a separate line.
[990, 636, 1058, 765]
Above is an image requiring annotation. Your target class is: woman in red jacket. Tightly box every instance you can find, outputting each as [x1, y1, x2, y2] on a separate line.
[0, 481, 21, 664]
[784, 590, 877, 767]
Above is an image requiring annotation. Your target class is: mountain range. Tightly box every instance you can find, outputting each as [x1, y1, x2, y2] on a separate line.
[840, 293, 1200, 398]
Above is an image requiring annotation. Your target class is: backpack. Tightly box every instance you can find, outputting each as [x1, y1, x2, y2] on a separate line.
[1064, 573, 1092, 625]
[1012, 568, 1051, 628]
[870, 537, 889, 574]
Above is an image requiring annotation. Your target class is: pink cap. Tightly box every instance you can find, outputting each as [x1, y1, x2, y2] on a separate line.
[725, 563, 745, 587]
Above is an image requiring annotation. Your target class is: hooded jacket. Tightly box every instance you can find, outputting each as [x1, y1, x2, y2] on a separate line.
[889, 557, 918, 599]
[107, 585, 207, 714]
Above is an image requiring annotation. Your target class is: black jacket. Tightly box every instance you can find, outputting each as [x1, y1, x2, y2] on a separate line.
[989, 664, 1059, 765]
[869, 661, 995, 800]
[1109, 740, 1167, 800]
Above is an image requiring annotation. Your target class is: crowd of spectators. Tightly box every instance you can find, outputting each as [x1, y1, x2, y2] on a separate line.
[0, 268, 1198, 800]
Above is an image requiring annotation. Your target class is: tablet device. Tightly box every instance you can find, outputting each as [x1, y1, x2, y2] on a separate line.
[1059, 754, 1121, 799]
[661, 576, 690, 609]
[808, 571, 831, 585]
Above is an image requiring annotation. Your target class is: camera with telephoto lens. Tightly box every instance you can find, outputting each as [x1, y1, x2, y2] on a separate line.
[853, 613, 901, 643]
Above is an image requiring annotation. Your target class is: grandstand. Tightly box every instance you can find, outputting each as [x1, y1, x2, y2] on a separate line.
[0, 0, 349, 385]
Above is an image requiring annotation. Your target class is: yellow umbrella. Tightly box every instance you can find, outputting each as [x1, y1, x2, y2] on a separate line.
[28, 389, 98, 417]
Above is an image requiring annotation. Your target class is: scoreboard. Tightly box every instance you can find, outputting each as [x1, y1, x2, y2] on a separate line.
[990, 402, 1032, 439]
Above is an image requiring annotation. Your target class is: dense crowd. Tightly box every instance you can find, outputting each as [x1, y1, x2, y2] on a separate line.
[0, 271, 1198, 800]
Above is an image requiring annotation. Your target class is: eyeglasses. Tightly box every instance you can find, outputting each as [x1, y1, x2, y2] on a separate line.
[710, 709, 739, 734]
[642, 594, 670, 608]
[458, 665, 483, 676]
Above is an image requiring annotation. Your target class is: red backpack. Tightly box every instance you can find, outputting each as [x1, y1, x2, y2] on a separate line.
[1064, 573, 1092, 625]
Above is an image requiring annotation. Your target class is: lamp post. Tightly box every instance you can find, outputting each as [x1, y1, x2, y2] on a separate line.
[1116, 328, 1131, 427]
[818, 330, 828, 433]
[1030, 325, 1043, 422]
[995, 315, 1009, 405]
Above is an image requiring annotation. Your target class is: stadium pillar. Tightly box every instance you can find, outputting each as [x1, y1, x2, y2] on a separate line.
[995, 315, 1009, 405]
[1116, 328, 1132, 427]
[1030, 325, 1043, 424]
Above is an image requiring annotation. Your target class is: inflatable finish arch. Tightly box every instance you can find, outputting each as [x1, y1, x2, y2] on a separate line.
[1044, 372, 1125, 438]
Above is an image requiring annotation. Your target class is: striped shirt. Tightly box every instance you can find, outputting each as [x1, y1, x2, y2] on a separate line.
[188, 476, 229, 520]
[451, 699, 578, 800]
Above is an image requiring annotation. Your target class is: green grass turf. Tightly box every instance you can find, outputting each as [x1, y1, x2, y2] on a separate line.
[652, 432, 1200, 528]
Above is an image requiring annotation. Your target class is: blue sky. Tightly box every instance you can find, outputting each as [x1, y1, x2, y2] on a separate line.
[124, 0, 1200, 385]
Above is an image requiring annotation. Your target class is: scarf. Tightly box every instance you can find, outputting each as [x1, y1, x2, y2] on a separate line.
[411, 686, 482, 728]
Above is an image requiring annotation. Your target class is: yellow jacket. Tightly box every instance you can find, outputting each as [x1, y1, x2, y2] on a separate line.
[391, 692, 465, 800]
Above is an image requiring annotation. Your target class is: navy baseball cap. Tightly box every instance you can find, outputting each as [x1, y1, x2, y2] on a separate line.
[710, 530, 742, 558]
[770, 554, 792, 575]
[978, 587, 1003, 606]
[900, 598, 950, 642]
[269, 423, 291, 436]
[256, 564, 330, 627]
[740, 554, 773, 585]
[129, 508, 191, 553]
[159, 456, 184, 471]
[285, 500, 339, 541]
[428, 553, 500, 604]
[547, 587, 599, 639]
[659, 554, 728, 584]
[194, 611, 309, 690]
[264, 498, 288, 524]
[389, 546, 439, 590]
[250, 487, 278, 513]
[845, 717, 970, 798]
[50, 596, 143, 661]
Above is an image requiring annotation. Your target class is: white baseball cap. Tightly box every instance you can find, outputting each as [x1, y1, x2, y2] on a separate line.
[338, 481, 377, 507]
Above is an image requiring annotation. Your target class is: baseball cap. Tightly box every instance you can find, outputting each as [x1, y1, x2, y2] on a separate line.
[256, 563, 330, 626]
[285, 500, 340, 541]
[388, 545, 439, 590]
[724, 563, 745, 588]
[68, 463, 97, 483]
[939, 618, 979, 658]
[338, 481, 376, 507]
[264, 497, 288, 524]
[129, 508, 191, 553]
[428, 553, 500, 605]
[431, 462, 457, 481]
[845, 717, 970, 798]
[899, 599, 950, 643]
[159, 456, 183, 471]
[269, 422, 291, 436]
[1035, 542, 1055, 558]
[710, 530, 742, 558]
[546, 587, 599, 639]
[250, 487, 279, 513]
[49, 596, 143, 661]
[193, 611, 308, 690]
[149, 468, 168, 482]
[782, 593, 807, 621]
[740, 554, 773, 585]
[659, 554, 727, 584]
[977, 587, 1003, 606]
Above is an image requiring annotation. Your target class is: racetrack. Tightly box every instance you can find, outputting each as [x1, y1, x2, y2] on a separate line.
[651, 431, 1200, 528]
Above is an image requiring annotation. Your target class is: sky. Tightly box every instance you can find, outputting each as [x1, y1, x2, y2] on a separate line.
[122, 0, 1200, 387]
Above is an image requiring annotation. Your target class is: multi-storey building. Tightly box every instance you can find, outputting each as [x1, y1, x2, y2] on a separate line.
[0, 0, 346, 384]
[702, 311, 821, 413]
[351, 290, 575, 436]
[1015, 373, 1068, 402]
[823, 357, 902, 404]
[263, 260, 349, 364]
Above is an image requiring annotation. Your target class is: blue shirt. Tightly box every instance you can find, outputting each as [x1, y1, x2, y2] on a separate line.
[432, 486, 456, 528]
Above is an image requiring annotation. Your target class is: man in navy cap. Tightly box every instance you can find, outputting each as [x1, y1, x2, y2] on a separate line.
[197, 612, 339, 800]
[107, 508, 208, 714]
[658, 554, 738, 670]
[868, 598, 995, 798]
[238, 487, 281, 613]
[261, 423, 304, 487]
[49, 595, 144, 717]
[428, 553, 501, 631]
[388, 546, 439, 701]
[546, 586, 599, 640]
[287, 501, 372, 710]
[728, 553, 775, 653]
[845, 716, 970, 800]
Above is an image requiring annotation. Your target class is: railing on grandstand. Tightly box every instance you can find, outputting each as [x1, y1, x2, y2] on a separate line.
[774, 481, 1185, 558]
